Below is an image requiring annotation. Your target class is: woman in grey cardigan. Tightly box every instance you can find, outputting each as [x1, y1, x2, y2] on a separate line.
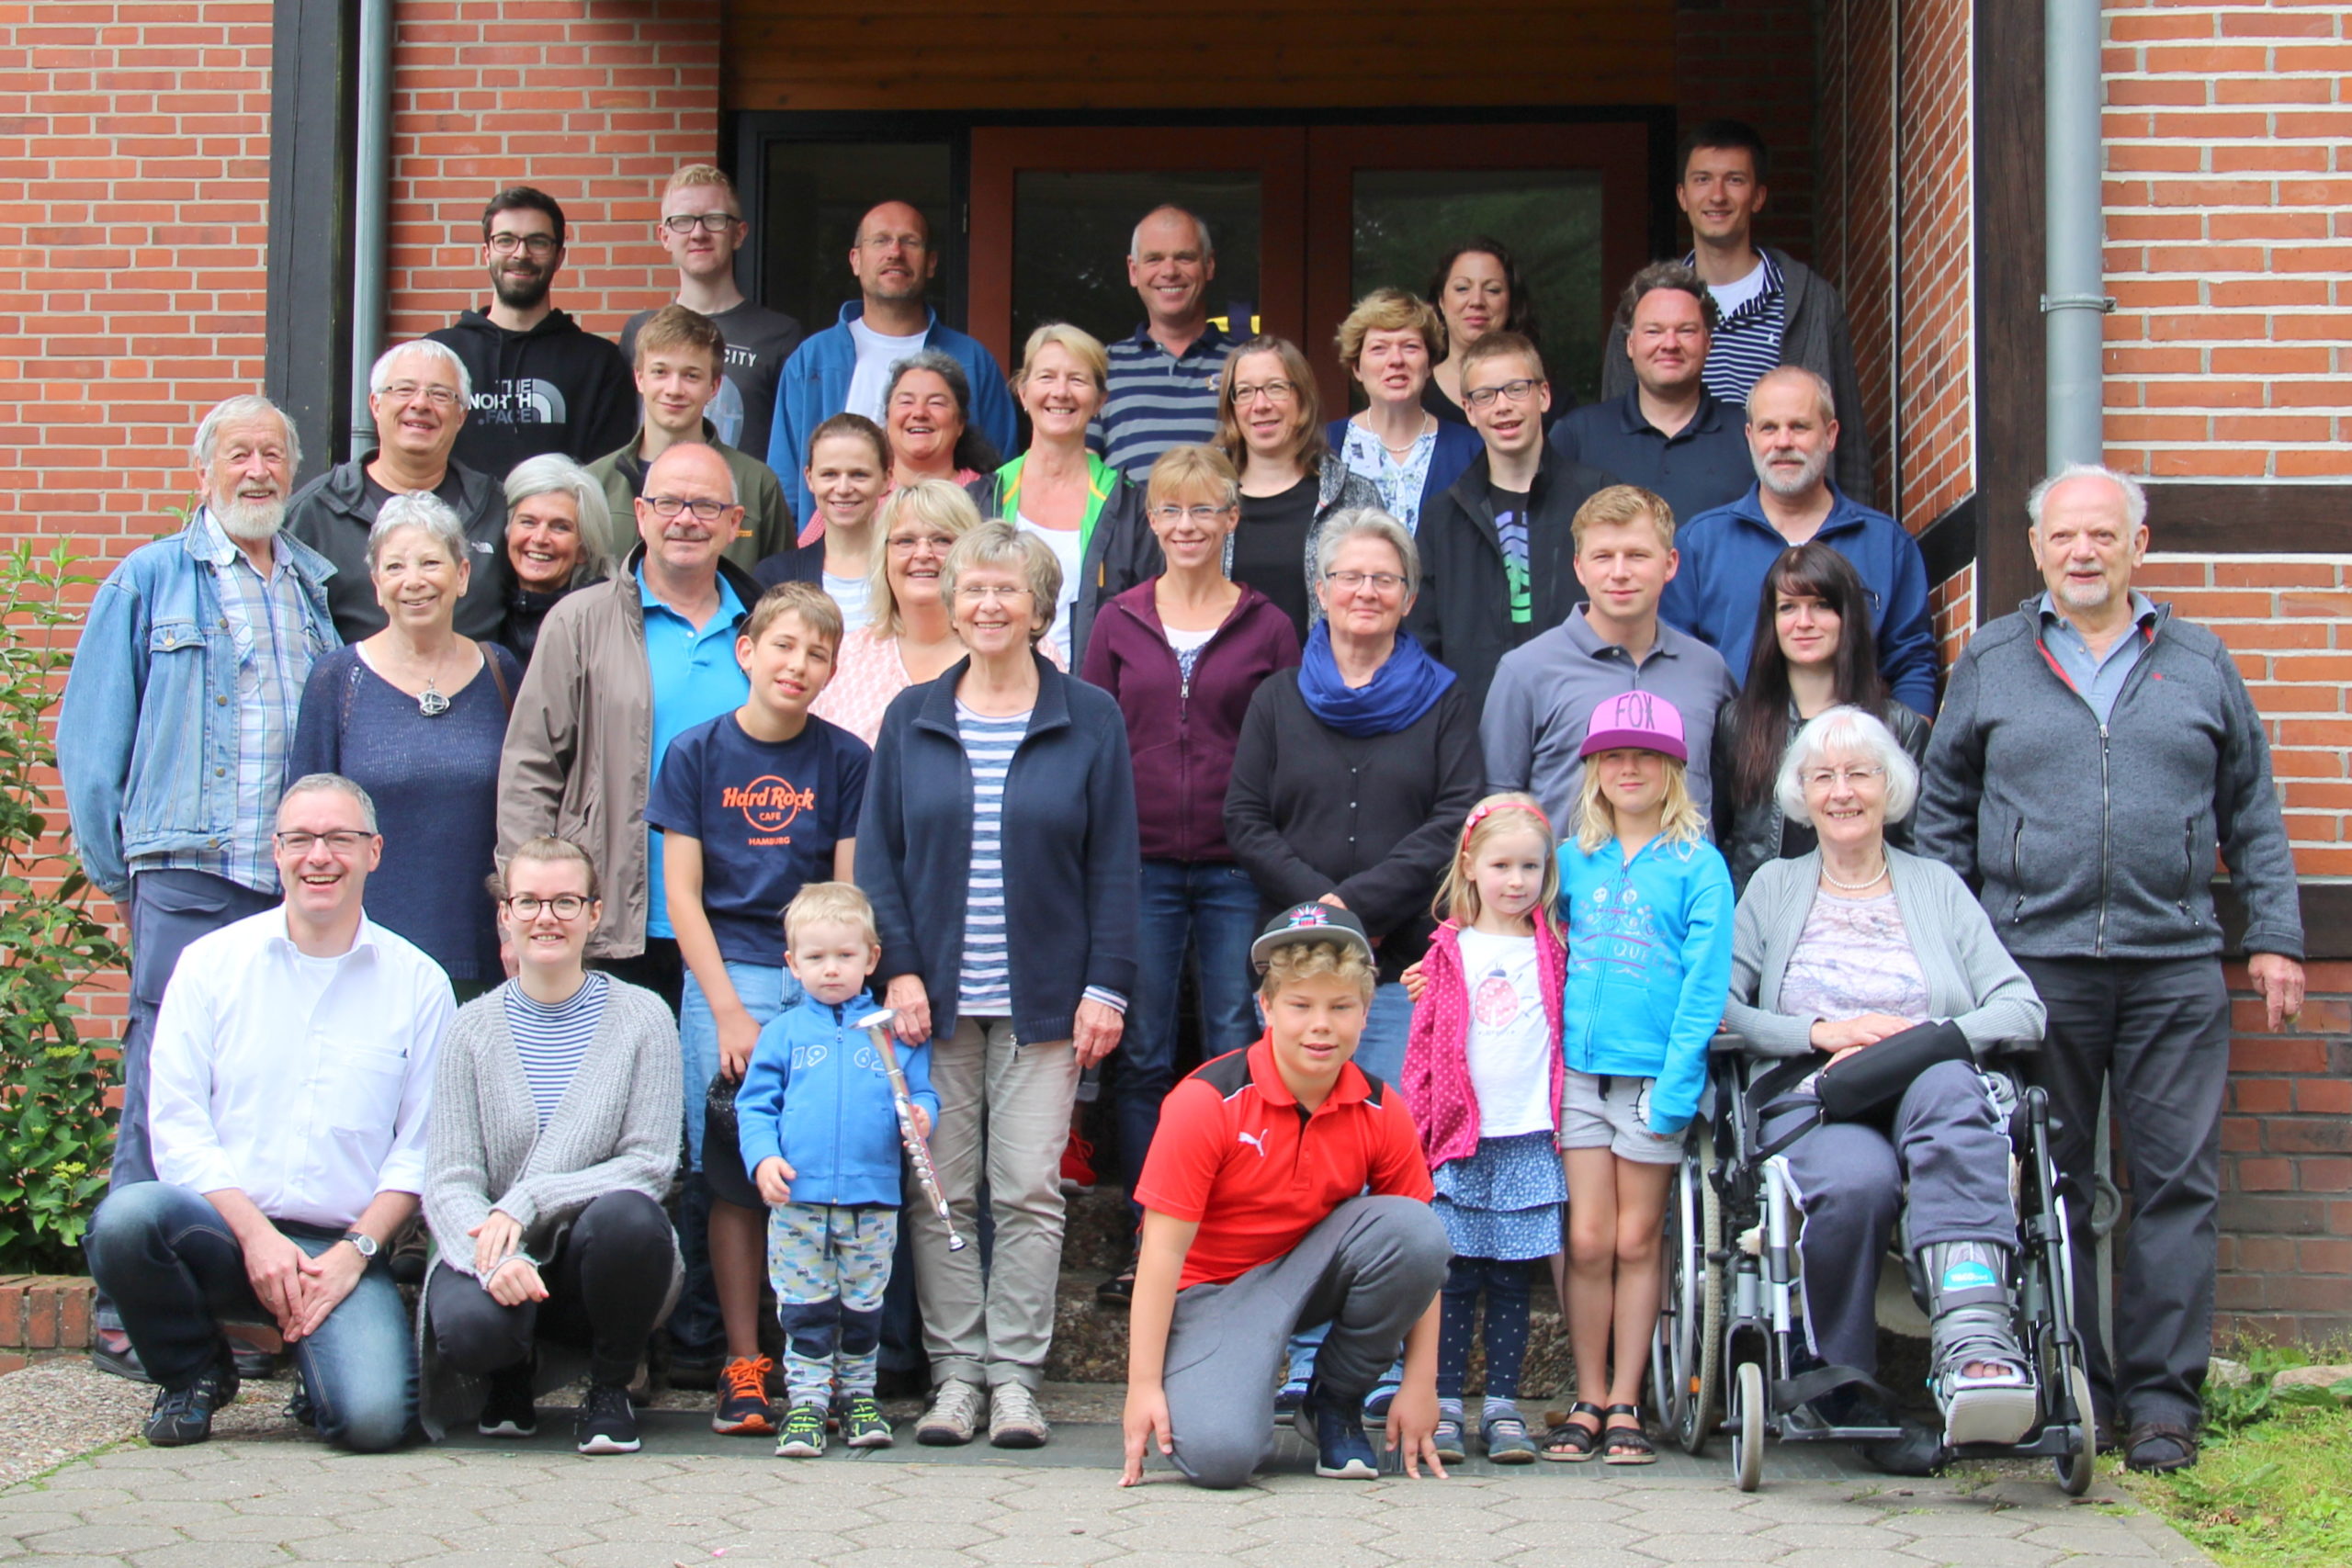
[1725, 707, 2047, 1456]
[422, 837, 684, 1455]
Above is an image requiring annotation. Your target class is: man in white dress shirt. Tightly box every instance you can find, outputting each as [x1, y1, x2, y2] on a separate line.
[83, 774, 452, 1450]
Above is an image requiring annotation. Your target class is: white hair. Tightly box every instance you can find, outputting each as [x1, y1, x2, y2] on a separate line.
[1774, 705, 1920, 823]
[191, 394, 300, 475]
[1130, 205, 1215, 261]
[503, 454, 620, 581]
[1315, 508, 1420, 603]
[368, 491, 469, 571]
[368, 338, 473, 403]
[2027, 463, 2148, 534]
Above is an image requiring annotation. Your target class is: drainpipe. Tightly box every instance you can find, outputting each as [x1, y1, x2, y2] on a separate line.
[347, 0, 394, 457]
[2042, 0, 2112, 469]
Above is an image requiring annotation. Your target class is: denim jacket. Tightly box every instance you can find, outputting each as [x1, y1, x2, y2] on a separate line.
[59, 516, 340, 899]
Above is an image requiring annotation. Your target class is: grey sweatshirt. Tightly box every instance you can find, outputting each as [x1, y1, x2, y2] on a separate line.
[1913, 600, 2303, 962]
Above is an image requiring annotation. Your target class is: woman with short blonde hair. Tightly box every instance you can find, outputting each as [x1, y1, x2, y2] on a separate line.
[1328, 289, 1484, 537]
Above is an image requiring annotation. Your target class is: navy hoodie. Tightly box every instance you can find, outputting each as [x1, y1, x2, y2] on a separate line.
[427, 308, 639, 479]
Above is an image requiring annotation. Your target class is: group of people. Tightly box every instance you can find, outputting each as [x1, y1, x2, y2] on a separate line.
[56, 119, 2304, 1489]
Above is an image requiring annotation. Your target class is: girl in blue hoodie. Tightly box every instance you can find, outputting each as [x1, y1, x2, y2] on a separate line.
[1543, 692, 1733, 1464]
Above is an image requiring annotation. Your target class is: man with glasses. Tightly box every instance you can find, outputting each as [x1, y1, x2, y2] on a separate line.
[1662, 366, 1938, 715]
[81, 773, 450, 1450]
[428, 186, 638, 478]
[620, 165, 804, 456]
[1411, 330, 1616, 709]
[284, 338, 510, 641]
[764, 199, 1017, 527]
[1093, 206, 1236, 477]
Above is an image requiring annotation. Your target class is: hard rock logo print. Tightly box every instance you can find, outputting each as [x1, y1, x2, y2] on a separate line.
[726, 775, 817, 835]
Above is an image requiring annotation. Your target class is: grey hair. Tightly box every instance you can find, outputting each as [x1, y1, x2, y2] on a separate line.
[503, 453, 620, 581]
[943, 519, 1062, 647]
[368, 338, 473, 403]
[2027, 463, 2148, 534]
[1774, 705, 1920, 824]
[278, 773, 379, 834]
[1315, 507, 1421, 604]
[1745, 364, 1838, 425]
[191, 394, 300, 476]
[368, 491, 469, 571]
[1130, 205, 1215, 261]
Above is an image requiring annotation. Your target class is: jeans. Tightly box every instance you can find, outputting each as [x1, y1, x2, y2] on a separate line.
[85, 1183, 414, 1451]
[1112, 860, 1262, 1222]
[428, 1190, 678, 1388]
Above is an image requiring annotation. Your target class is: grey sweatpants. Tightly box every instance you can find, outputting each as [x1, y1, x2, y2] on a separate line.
[1763, 1057, 2015, 1373]
[1163, 1195, 1451, 1489]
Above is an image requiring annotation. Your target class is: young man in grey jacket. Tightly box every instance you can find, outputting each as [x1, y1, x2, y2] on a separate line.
[1915, 465, 2305, 1475]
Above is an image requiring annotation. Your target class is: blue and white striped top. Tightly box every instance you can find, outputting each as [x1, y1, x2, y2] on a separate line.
[1694, 248, 1787, 408]
[955, 705, 1030, 1016]
[503, 971, 609, 1128]
[1093, 322, 1238, 477]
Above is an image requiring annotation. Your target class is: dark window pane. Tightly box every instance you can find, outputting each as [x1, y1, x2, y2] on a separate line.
[1352, 169, 1606, 408]
[761, 141, 956, 333]
[1012, 171, 1261, 354]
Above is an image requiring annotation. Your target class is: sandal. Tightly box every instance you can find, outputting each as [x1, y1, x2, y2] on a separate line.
[1482, 1412, 1538, 1465]
[2124, 1419, 2199, 1473]
[1538, 1400, 1604, 1462]
[1601, 1404, 1657, 1466]
[1430, 1415, 1467, 1464]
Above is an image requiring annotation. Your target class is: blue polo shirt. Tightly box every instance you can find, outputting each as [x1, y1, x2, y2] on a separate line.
[1660, 483, 1939, 716]
[2037, 590, 2158, 727]
[639, 564, 751, 937]
[1549, 389, 1756, 534]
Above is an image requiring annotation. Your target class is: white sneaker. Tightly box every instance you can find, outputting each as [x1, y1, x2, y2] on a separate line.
[914, 1379, 986, 1447]
[988, 1381, 1050, 1449]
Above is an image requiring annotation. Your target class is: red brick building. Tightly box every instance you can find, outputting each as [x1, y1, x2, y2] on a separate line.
[4, 0, 2346, 1342]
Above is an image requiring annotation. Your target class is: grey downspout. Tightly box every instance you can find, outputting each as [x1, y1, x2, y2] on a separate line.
[347, 0, 394, 456]
[2042, 0, 2112, 468]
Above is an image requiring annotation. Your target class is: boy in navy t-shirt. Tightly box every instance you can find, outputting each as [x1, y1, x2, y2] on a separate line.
[648, 580, 872, 1437]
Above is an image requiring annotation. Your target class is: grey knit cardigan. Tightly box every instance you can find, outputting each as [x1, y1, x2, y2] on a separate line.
[1725, 847, 2048, 1060]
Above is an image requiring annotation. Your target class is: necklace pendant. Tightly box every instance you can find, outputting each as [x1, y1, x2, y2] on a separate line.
[418, 682, 450, 717]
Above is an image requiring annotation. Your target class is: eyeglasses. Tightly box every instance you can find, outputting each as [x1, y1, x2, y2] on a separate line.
[1463, 378, 1541, 409]
[887, 530, 957, 554]
[1801, 765, 1887, 792]
[662, 212, 739, 234]
[378, 380, 461, 408]
[645, 494, 734, 521]
[1324, 570, 1408, 594]
[275, 829, 371, 855]
[1155, 504, 1232, 525]
[955, 583, 1033, 603]
[506, 893, 590, 919]
[1231, 379, 1296, 404]
[488, 232, 559, 256]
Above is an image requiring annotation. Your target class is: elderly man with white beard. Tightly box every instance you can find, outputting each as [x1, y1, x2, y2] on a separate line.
[1658, 365, 1939, 716]
[62, 393, 343, 1213]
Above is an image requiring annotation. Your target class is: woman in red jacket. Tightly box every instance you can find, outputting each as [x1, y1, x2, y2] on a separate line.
[1080, 444, 1301, 1303]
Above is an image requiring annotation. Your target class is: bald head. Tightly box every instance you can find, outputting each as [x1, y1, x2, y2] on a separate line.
[851, 201, 938, 306]
[637, 442, 742, 579]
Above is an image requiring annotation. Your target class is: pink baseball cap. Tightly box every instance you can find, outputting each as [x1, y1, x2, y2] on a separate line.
[1579, 690, 1689, 762]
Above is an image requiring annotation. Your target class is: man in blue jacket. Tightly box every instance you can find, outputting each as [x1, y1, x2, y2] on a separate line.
[1661, 367, 1937, 714]
[765, 200, 1017, 526]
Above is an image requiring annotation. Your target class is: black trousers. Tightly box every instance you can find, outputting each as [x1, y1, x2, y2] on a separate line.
[2015, 954, 2231, 1430]
[428, 1190, 676, 1387]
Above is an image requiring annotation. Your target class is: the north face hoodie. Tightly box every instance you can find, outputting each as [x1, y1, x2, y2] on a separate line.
[426, 308, 639, 479]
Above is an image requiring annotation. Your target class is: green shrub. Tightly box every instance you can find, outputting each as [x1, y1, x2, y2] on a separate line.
[0, 542, 125, 1272]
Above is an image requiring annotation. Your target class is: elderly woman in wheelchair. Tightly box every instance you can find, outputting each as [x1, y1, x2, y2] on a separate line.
[1722, 706, 2056, 1463]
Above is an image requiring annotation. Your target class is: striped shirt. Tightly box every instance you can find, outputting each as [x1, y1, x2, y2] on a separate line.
[503, 971, 609, 1128]
[1093, 322, 1238, 477]
[1691, 249, 1787, 408]
[955, 705, 1030, 1016]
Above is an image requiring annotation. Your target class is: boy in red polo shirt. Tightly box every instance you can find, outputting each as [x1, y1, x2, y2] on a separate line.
[1120, 904, 1452, 1488]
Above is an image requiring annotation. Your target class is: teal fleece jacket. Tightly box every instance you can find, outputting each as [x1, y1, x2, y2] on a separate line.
[1556, 831, 1735, 1134]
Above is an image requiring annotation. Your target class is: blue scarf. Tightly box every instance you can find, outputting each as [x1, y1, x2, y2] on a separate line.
[1295, 622, 1456, 738]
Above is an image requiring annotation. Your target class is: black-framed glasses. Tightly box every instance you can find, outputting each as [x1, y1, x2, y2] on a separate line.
[646, 494, 733, 521]
[1463, 378, 1540, 409]
[662, 212, 740, 234]
[275, 829, 372, 855]
[488, 232, 559, 256]
[505, 893, 590, 919]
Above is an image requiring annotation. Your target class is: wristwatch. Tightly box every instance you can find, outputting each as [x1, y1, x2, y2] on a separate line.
[341, 1230, 379, 1258]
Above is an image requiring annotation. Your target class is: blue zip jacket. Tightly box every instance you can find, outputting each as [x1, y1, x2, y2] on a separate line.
[1556, 831, 1735, 1135]
[58, 516, 341, 899]
[1660, 482, 1939, 717]
[764, 303, 1019, 522]
[735, 989, 940, 1207]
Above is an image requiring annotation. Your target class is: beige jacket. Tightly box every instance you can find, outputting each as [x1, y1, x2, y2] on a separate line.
[495, 547, 764, 958]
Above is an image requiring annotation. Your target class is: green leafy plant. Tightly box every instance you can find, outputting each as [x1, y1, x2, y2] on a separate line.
[0, 542, 125, 1272]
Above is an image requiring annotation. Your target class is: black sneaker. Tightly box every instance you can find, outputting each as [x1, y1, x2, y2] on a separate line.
[478, 1359, 537, 1438]
[143, 1345, 238, 1448]
[91, 1326, 154, 1384]
[575, 1382, 640, 1455]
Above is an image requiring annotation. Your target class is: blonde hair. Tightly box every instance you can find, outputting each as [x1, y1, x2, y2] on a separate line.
[1334, 287, 1443, 369]
[1259, 940, 1377, 1004]
[663, 164, 738, 206]
[1571, 482, 1677, 553]
[1575, 755, 1709, 854]
[1145, 444, 1240, 513]
[1435, 792, 1561, 931]
[742, 579, 844, 650]
[1016, 321, 1110, 393]
[784, 881, 878, 949]
[867, 479, 983, 639]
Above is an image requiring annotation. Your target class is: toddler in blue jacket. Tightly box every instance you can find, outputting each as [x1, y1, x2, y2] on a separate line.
[736, 881, 938, 1458]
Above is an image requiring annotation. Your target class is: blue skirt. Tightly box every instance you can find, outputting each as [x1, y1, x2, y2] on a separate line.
[1432, 1130, 1567, 1261]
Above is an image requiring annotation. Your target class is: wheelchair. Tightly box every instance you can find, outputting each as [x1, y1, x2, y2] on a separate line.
[1650, 1035, 2097, 1495]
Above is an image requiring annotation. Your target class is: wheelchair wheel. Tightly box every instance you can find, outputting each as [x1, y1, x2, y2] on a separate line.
[1651, 1152, 1699, 1436]
[1730, 1359, 1766, 1492]
[2056, 1360, 2096, 1496]
[1668, 1133, 1724, 1454]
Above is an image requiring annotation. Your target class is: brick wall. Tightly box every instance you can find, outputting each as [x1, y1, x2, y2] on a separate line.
[1671, 0, 1818, 266]
[2104, 0, 2352, 479]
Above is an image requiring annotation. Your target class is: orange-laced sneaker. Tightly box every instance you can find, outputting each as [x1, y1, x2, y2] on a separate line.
[711, 1354, 775, 1436]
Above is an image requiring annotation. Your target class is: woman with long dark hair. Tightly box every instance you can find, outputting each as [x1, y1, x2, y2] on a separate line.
[1423, 238, 1542, 424]
[1711, 541, 1932, 896]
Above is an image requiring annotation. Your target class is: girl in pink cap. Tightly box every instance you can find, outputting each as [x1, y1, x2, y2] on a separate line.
[1541, 690, 1733, 1463]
